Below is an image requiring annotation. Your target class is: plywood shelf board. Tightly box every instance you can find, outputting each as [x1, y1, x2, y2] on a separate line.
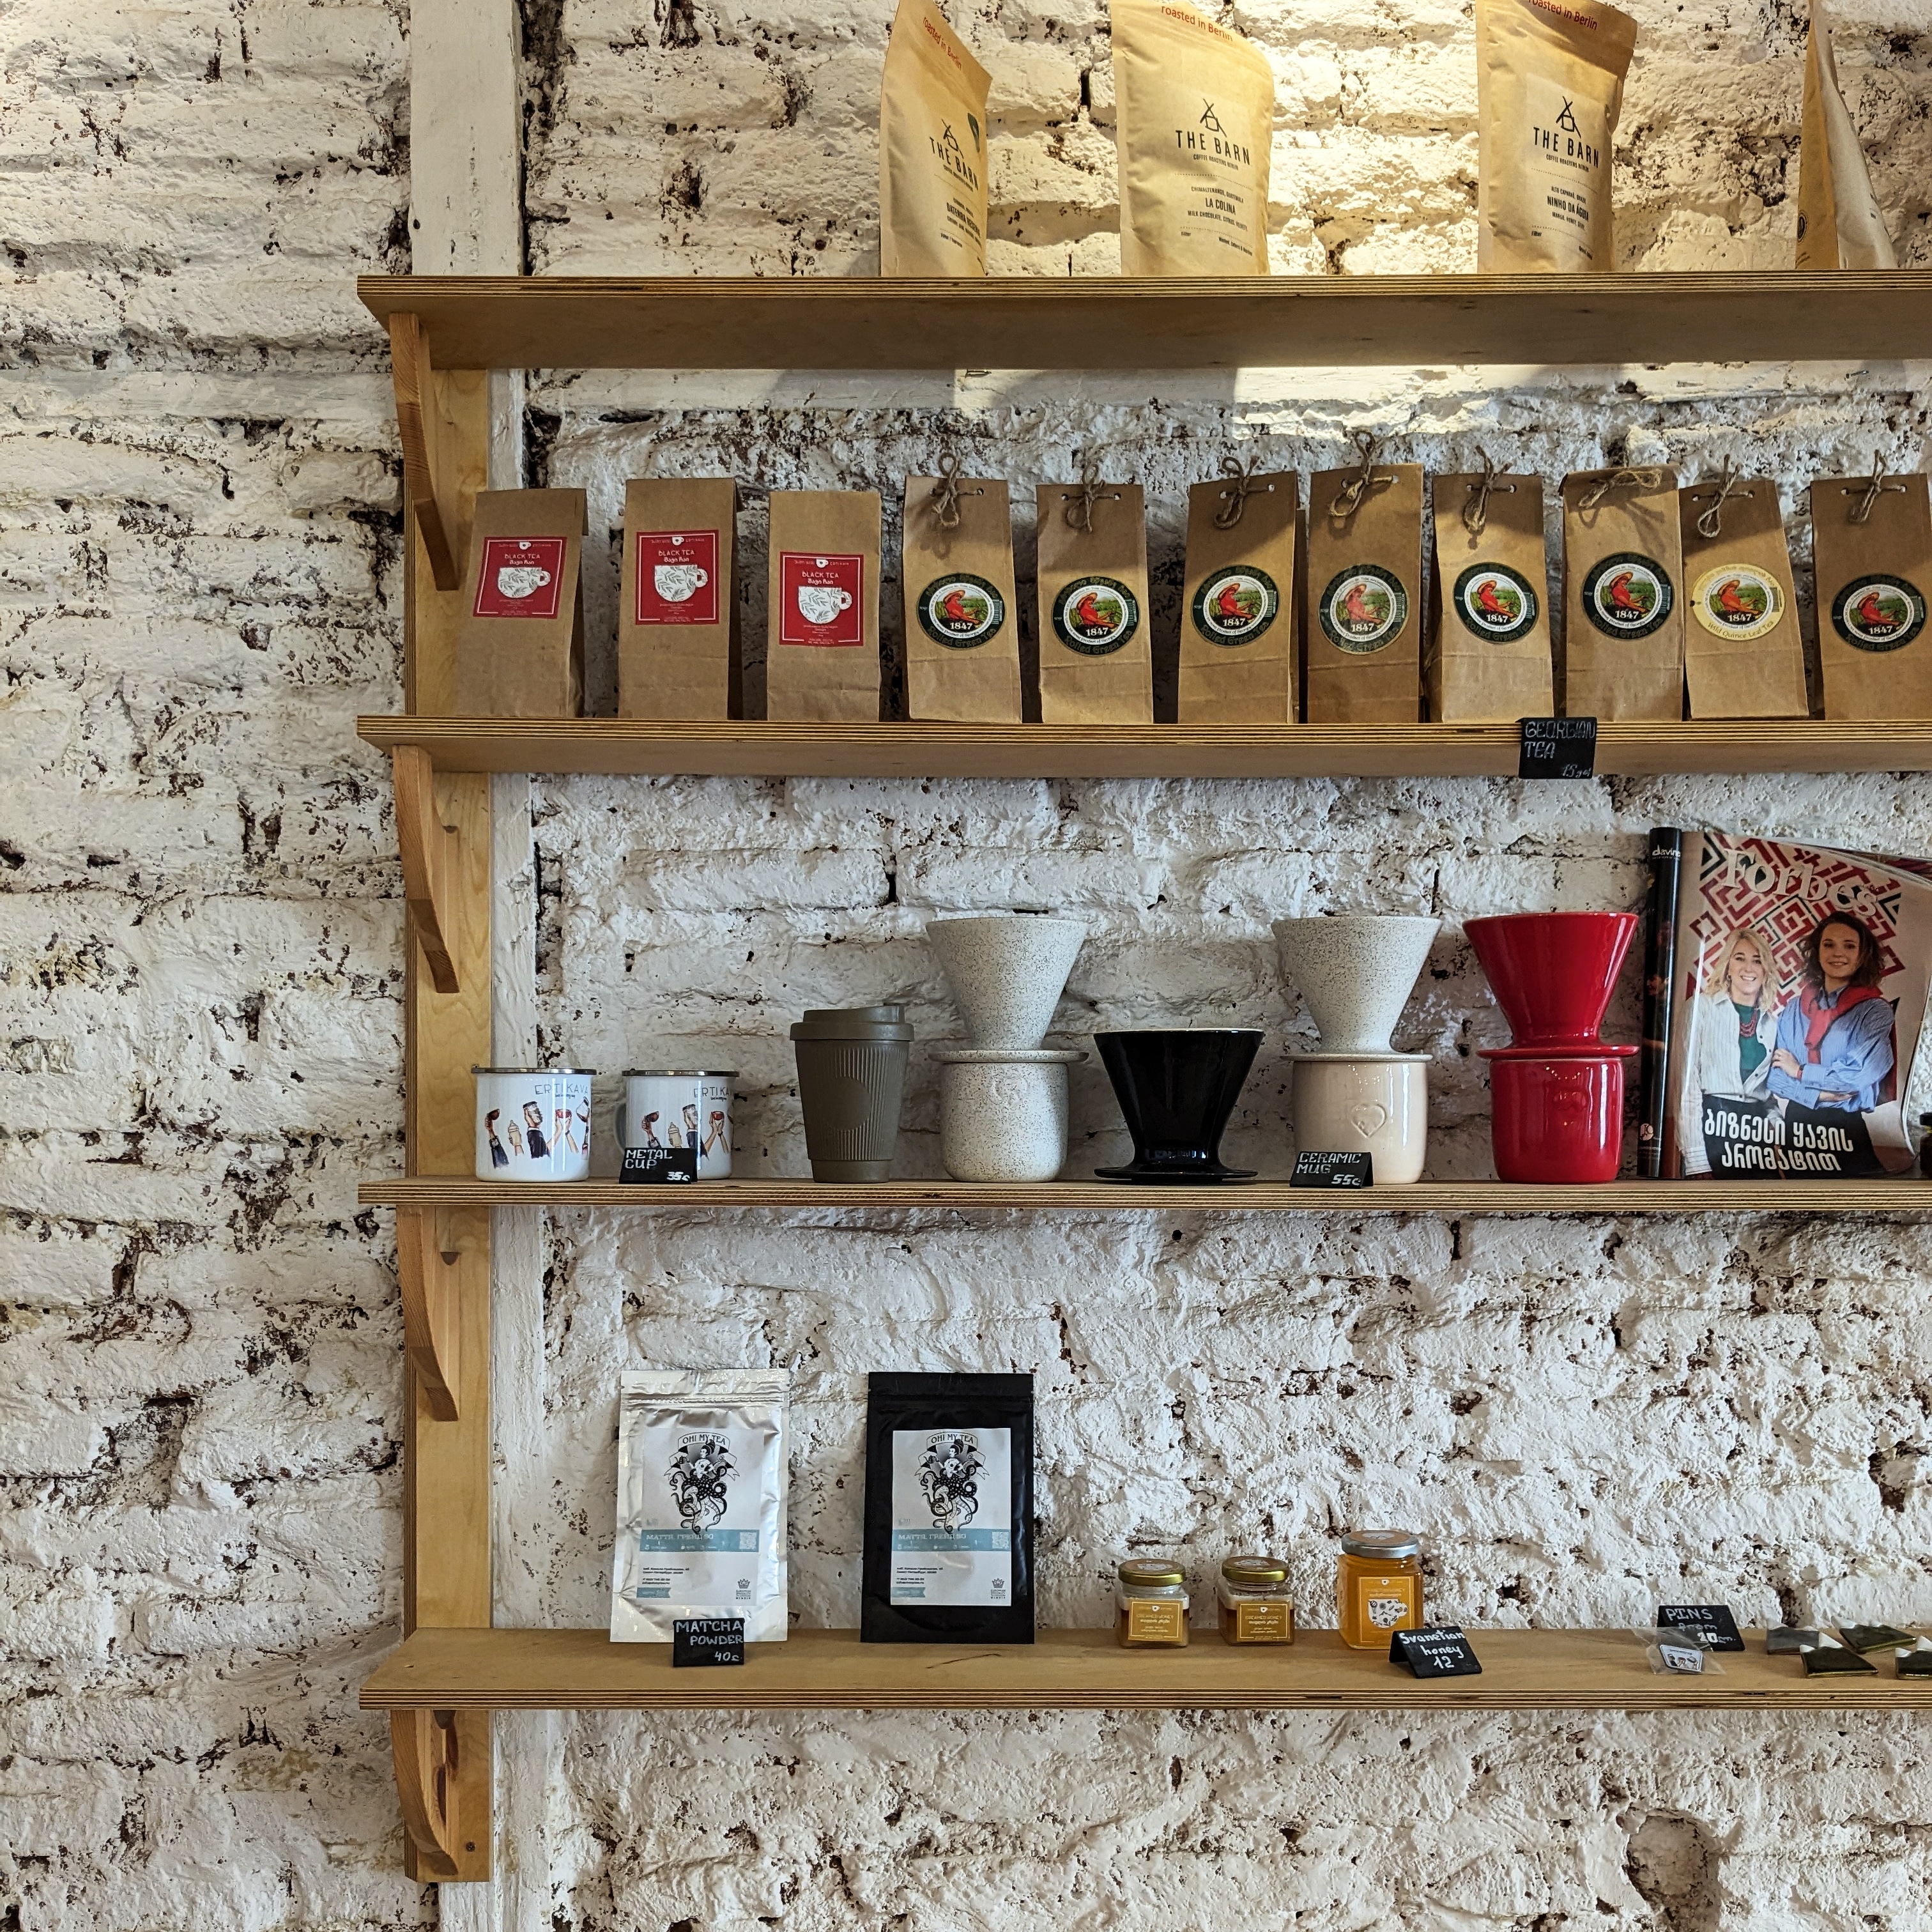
[356, 1177, 1932, 1215]
[360, 1626, 1932, 1713]
[355, 717, 1932, 780]
[355, 273, 1932, 372]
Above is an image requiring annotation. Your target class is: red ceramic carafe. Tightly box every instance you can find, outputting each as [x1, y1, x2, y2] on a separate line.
[1465, 912, 1638, 1048]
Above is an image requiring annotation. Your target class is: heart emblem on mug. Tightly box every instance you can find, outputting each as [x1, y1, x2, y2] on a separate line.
[1349, 1103, 1389, 1138]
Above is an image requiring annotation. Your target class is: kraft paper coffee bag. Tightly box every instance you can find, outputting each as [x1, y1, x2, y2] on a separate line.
[1676, 470, 1807, 720]
[1810, 468, 1932, 720]
[1113, 0, 1274, 275]
[880, 0, 990, 275]
[1796, 4, 1897, 271]
[766, 490, 884, 723]
[1561, 468, 1685, 721]
[618, 477, 739, 719]
[902, 468, 1022, 722]
[1476, 0, 1638, 272]
[1303, 444, 1423, 723]
[454, 488, 586, 717]
[1034, 473, 1152, 724]
[1427, 465, 1553, 723]
[1177, 465, 1299, 723]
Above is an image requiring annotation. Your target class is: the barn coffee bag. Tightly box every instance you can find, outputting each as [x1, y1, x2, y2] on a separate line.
[880, 0, 991, 276]
[1796, 4, 1897, 271]
[861, 1370, 1033, 1644]
[454, 488, 586, 716]
[901, 466, 1022, 722]
[611, 1368, 790, 1644]
[1303, 440, 1423, 723]
[1676, 468, 1807, 720]
[1113, 0, 1274, 276]
[1427, 463, 1553, 723]
[1035, 471, 1153, 724]
[618, 477, 739, 719]
[1809, 467, 1932, 720]
[1561, 466, 1685, 720]
[765, 489, 883, 722]
[1476, 0, 1638, 272]
[1177, 464, 1299, 723]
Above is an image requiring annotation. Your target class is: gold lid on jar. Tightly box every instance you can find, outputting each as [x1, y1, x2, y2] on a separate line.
[1340, 1529, 1420, 1559]
[1221, 1552, 1289, 1589]
[1117, 1557, 1186, 1590]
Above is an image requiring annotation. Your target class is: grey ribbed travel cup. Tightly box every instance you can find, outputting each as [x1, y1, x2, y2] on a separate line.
[790, 1004, 912, 1182]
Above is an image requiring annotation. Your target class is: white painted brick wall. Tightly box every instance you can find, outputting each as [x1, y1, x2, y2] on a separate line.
[4, 0, 1932, 1924]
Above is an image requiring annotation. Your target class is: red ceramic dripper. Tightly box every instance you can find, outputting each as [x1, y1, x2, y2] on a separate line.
[1465, 912, 1638, 1048]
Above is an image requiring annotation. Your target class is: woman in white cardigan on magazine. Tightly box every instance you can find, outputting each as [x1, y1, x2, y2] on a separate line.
[1676, 925, 1782, 1176]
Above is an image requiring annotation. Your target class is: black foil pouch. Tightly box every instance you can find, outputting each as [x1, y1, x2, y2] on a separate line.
[862, 1372, 1034, 1644]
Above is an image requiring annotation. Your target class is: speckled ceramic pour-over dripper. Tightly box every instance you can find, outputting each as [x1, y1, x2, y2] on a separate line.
[1272, 915, 1439, 1185]
[926, 915, 1086, 1050]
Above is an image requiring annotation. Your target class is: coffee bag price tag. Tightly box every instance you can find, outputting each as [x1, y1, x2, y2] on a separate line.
[1519, 716, 1597, 779]
[620, 1145, 698, 1185]
[1390, 1625, 1482, 1678]
[1657, 1604, 1744, 1653]
[672, 1618, 745, 1667]
[1291, 1151, 1374, 1190]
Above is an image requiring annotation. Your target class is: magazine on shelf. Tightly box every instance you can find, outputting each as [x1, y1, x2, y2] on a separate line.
[1647, 827, 1932, 1179]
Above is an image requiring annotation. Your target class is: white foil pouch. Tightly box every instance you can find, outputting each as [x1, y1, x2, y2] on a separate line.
[611, 1367, 790, 1643]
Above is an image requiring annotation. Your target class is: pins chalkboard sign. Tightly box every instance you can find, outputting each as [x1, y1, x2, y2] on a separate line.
[1656, 1604, 1744, 1653]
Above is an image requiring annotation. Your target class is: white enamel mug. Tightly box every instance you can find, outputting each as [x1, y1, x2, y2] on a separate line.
[475, 1067, 593, 1181]
[618, 1070, 735, 1179]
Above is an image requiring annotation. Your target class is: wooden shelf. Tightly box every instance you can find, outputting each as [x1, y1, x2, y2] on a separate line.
[360, 1626, 1931, 1713]
[355, 717, 1932, 780]
[358, 1177, 1932, 1215]
[355, 273, 1932, 372]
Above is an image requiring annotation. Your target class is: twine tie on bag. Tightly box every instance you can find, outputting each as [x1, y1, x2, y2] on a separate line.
[1691, 457, 1752, 539]
[1214, 454, 1269, 530]
[1577, 465, 1665, 512]
[1329, 429, 1390, 518]
[930, 452, 981, 530]
[1064, 454, 1119, 533]
[1461, 449, 1515, 539]
[1848, 454, 1908, 526]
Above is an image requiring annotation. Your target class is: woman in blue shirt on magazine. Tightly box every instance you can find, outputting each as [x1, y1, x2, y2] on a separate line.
[1767, 912, 1896, 1172]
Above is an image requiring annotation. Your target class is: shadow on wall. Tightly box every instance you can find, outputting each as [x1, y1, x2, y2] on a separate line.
[1625, 1811, 1721, 1932]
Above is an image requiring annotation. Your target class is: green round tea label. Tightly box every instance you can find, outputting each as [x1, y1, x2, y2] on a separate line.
[1190, 565, 1280, 646]
[1831, 574, 1928, 653]
[1318, 565, 1408, 654]
[1582, 552, 1674, 640]
[1452, 563, 1538, 645]
[1690, 564, 1783, 641]
[1052, 576, 1139, 656]
[916, 572, 1005, 649]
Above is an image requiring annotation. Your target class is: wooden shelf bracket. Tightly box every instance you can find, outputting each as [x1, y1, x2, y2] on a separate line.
[396, 1207, 463, 1420]
[394, 745, 463, 995]
[392, 1707, 463, 1875]
[388, 310, 459, 592]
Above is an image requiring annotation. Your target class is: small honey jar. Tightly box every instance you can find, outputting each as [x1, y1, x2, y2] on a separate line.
[1217, 1553, 1295, 1644]
[1116, 1557, 1190, 1647]
[1336, 1529, 1423, 1648]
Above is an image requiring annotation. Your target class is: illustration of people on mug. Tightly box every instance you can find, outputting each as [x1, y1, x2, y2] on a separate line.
[640, 1110, 663, 1148]
[1678, 926, 1781, 1176]
[484, 1108, 510, 1169]
[682, 1103, 700, 1149]
[522, 1100, 549, 1161]
[555, 1107, 578, 1157]
[704, 1109, 729, 1157]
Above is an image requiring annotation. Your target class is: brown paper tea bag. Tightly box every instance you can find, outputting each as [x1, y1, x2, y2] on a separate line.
[1810, 467, 1932, 720]
[1303, 441, 1423, 723]
[1177, 466, 1299, 723]
[1427, 465, 1553, 723]
[765, 490, 883, 723]
[1034, 473, 1153, 724]
[454, 489, 586, 717]
[1560, 468, 1685, 721]
[618, 477, 739, 719]
[901, 470, 1022, 723]
[1676, 471, 1807, 720]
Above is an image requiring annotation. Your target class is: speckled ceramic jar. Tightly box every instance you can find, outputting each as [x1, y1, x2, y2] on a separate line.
[933, 1047, 1085, 1183]
[926, 915, 1085, 1050]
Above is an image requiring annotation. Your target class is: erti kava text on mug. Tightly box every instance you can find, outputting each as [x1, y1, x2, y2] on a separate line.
[765, 489, 884, 721]
[1476, 0, 1638, 272]
[1034, 466, 1153, 724]
[902, 464, 1023, 722]
[619, 476, 740, 719]
[879, 0, 991, 275]
[454, 489, 586, 716]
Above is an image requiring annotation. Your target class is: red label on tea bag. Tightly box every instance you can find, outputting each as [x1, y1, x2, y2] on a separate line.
[634, 530, 719, 626]
[778, 551, 865, 646]
[473, 537, 565, 620]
